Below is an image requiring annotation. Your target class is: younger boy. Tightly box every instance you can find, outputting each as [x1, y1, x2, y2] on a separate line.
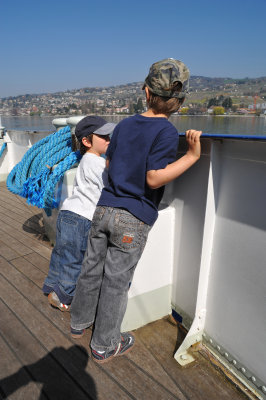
[70, 59, 202, 362]
[42, 116, 116, 310]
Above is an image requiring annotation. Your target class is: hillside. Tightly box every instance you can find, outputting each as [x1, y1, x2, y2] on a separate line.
[1, 76, 266, 116]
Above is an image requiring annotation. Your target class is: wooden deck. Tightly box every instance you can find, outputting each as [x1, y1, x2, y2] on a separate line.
[0, 182, 250, 400]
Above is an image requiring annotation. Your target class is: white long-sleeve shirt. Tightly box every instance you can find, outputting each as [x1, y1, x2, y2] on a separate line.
[61, 153, 108, 220]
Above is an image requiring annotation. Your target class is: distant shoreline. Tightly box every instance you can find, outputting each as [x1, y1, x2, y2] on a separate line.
[2, 113, 265, 119]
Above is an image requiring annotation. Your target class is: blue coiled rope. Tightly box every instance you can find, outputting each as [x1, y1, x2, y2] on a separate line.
[0, 142, 7, 159]
[6, 126, 82, 215]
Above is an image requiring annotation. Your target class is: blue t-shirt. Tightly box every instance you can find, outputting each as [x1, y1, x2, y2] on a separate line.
[98, 114, 179, 225]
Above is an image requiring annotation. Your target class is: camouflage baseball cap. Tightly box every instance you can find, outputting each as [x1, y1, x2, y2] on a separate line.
[143, 58, 190, 99]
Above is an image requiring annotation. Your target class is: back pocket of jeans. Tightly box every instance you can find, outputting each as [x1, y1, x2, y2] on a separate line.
[112, 212, 143, 250]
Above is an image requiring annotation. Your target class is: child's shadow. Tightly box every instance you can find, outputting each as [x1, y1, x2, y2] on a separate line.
[0, 345, 97, 399]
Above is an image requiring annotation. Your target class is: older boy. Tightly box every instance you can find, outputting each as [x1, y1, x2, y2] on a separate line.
[70, 58, 202, 363]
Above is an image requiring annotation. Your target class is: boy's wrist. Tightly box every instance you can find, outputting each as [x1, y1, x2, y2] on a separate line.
[185, 151, 200, 163]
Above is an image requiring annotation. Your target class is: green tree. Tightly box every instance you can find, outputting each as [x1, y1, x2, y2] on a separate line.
[180, 107, 189, 115]
[135, 98, 144, 113]
[129, 102, 135, 114]
[213, 106, 225, 115]
[207, 97, 218, 108]
[222, 97, 232, 109]
[69, 103, 77, 110]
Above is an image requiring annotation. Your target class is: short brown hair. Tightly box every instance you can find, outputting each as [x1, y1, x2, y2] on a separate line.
[72, 133, 93, 155]
[146, 82, 185, 115]
[147, 92, 184, 115]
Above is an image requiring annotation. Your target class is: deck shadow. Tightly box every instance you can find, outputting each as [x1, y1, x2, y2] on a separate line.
[0, 345, 97, 400]
[22, 213, 50, 242]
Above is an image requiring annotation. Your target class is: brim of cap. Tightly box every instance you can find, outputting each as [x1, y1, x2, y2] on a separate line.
[94, 122, 116, 136]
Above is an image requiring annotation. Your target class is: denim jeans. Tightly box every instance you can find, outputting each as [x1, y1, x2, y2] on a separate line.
[42, 210, 91, 304]
[70, 206, 151, 352]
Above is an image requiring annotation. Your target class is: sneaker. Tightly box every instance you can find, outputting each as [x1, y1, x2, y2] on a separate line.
[71, 327, 85, 339]
[48, 291, 70, 312]
[91, 332, 135, 364]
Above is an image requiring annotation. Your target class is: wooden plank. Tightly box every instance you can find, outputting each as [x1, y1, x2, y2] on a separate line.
[0, 186, 49, 246]
[135, 318, 247, 400]
[0, 255, 72, 334]
[0, 259, 134, 399]
[0, 198, 41, 227]
[0, 334, 41, 399]
[23, 252, 50, 274]
[0, 185, 32, 208]
[126, 338, 187, 399]
[0, 209, 49, 243]
[0, 210, 38, 236]
[11, 257, 47, 289]
[0, 241, 21, 261]
[0, 189, 37, 213]
[0, 205, 44, 235]
[0, 299, 94, 400]
[0, 194, 39, 217]
[0, 228, 34, 257]
[0, 219, 51, 259]
[0, 255, 183, 399]
[99, 354, 183, 400]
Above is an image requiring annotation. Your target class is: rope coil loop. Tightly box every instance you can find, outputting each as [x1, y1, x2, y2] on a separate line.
[6, 126, 81, 213]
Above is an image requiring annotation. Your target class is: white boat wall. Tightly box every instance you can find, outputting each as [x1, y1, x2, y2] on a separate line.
[1, 117, 266, 400]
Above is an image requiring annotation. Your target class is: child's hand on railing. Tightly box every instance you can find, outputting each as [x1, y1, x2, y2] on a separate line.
[186, 130, 202, 160]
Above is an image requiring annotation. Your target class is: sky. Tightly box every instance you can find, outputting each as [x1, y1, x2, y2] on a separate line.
[1, 0, 266, 98]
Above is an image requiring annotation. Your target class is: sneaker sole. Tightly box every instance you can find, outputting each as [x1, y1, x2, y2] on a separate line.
[92, 337, 135, 364]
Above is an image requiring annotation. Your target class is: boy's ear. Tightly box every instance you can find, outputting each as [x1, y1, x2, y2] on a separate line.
[81, 136, 92, 148]
[145, 86, 150, 101]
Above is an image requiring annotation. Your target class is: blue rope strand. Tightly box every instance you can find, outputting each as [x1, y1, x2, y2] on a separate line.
[42, 151, 82, 212]
[0, 142, 7, 159]
[6, 126, 81, 212]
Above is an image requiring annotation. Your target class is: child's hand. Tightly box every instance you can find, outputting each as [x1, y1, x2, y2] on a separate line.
[185, 129, 202, 160]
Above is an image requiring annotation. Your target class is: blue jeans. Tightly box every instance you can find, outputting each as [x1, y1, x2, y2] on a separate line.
[70, 206, 151, 352]
[42, 210, 91, 304]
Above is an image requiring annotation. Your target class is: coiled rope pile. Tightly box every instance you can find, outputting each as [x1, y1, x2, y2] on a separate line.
[6, 126, 82, 215]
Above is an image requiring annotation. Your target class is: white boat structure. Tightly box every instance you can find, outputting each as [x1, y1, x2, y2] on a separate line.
[1, 116, 266, 399]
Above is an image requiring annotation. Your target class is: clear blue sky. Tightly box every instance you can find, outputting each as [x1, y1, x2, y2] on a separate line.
[1, 0, 266, 98]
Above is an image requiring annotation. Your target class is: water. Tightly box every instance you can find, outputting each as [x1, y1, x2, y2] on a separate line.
[2, 114, 266, 136]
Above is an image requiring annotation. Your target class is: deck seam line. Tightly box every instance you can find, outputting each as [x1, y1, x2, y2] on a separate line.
[0, 198, 40, 217]
[0, 228, 42, 254]
[0, 304, 50, 400]
[2, 254, 34, 263]
[0, 211, 42, 233]
[13, 192, 40, 215]
[0, 219, 51, 252]
[136, 335, 191, 400]
[0, 196, 39, 213]
[0, 270, 136, 399]
[20, 254, 49, 275]
[92, 363, 137, 399]
[0, 212, 45, 238]
[127, 357, 184, 399]
[0, 237, 35, 257]
[0, 296, 95, 400]
[5, 259, 45, 289]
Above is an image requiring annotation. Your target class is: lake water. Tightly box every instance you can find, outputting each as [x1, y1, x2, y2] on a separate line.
[2, 115, 266, 136]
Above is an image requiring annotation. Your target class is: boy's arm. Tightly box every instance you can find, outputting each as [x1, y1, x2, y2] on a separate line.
[146, 130, 202, 189]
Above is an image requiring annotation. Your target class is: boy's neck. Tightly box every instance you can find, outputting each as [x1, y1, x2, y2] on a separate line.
[141, 109, 169, 119]
[86, 149, 101, 157]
